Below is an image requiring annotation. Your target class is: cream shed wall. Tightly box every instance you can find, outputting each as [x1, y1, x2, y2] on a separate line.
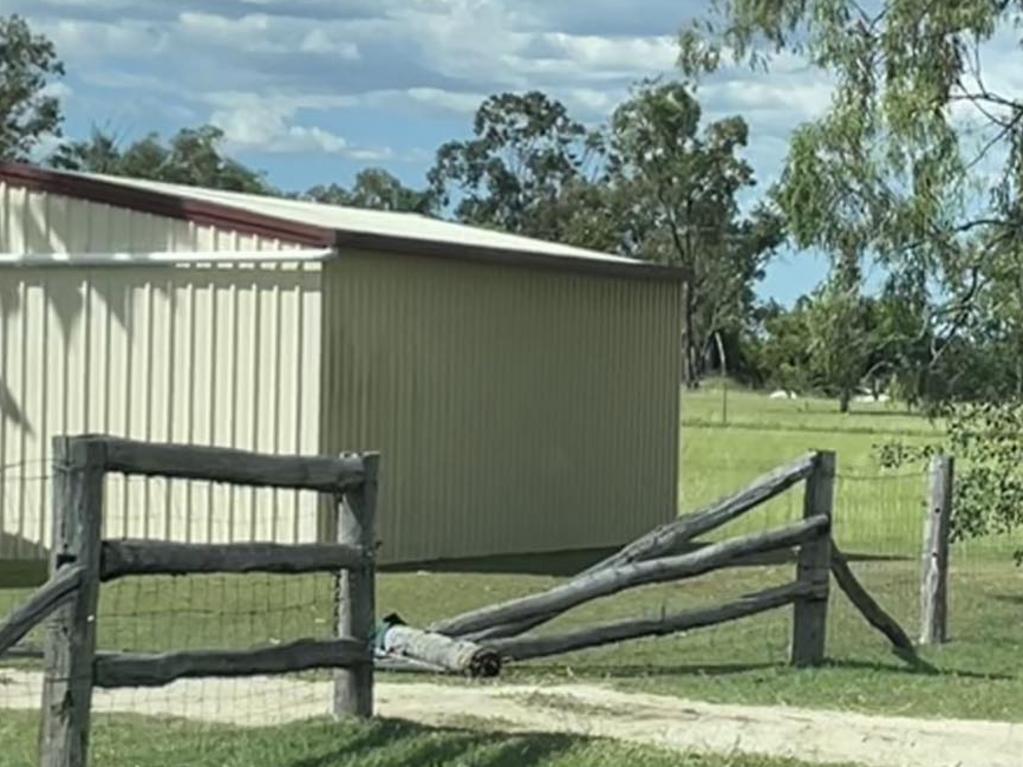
[0, 182, 324, 558]
[321, 252, 682, 563]
[0, 177, 683, 566]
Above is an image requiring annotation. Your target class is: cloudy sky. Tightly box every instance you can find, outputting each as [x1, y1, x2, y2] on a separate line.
[11, 0, 846, 301]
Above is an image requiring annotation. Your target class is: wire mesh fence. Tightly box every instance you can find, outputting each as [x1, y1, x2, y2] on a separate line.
[2, 448, 1019, 760]
[1, 467, 345, 765]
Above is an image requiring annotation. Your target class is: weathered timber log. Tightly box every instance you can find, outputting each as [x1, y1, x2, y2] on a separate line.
[486, 580, 820, 661]
[469, 453, 818, 643]
[830, 542, 915, 653]
[583, 453, 817, 575]
[93, 638, 369, 689]
[379, 624, 501, 677]
[101, 436, 365, 492]
[0, 564, 85, 657]
[920, 455, 953, 645]
[100, 540, 366, 580]
[432, 514, 829, 638]
[42, 436, 106, 767]
[335, 452, 379, 719]
[790, 451, 834, 667]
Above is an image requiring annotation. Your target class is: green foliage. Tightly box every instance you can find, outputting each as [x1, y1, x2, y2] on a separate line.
[51, 125, 271, 193]
[681, 0, 1023, 404]
[877, 401, 1023, 563]
[304, 167, 435, 214]
[607, 82, 784, 383]
[428, 91, 606, 244]
[0, 14, 64, 160]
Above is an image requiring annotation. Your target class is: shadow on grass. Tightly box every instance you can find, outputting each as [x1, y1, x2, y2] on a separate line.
[992, 594, 1023, 605]
[290, 719, 577, 767]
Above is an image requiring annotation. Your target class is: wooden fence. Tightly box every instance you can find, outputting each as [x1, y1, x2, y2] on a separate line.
[1, 435, 378, 767]
[418, 450, 918, 670]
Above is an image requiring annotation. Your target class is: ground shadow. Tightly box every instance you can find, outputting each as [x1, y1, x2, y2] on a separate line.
[289, 718, 579, 767]
[993, 594, 1023, 605]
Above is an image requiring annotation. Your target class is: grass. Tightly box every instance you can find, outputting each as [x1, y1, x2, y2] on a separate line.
[0, 712, 858, 767]
[2, 384, 1021, 764]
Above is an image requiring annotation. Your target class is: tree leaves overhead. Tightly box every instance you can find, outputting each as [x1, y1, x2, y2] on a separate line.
[607, 82, 784, 384]
[305, 168, 436, 214]
[0, 14, 64, 161]
[427, 91, 606, 244]
[681, 0, 1023, 388]
[52, 125, 271, 194]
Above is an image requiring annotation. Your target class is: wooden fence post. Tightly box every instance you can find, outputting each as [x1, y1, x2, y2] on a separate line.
[334, 452, 378, 718]
[41, 436, 106, 767]
[920, 454, 953, 645]
[790, 450, 834, 667]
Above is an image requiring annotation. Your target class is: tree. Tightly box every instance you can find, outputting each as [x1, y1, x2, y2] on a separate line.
[52, 126, 270, 193]
[606, 82, 783, 385]
[305, 168, 435, 214]
[681, 0, 1023, 402]
[427, 91, 607, 244]
[0, 15, 65, 160]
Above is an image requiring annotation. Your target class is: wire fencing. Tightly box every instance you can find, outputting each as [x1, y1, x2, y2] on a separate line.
[1, 467, 344, 765]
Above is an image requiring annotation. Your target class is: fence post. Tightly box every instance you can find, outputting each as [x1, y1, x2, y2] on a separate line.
[920, 454, 953, 645]
[334, 452, 378, 718]
[790, 450, 834, 667]
[41, 436, 106, 767]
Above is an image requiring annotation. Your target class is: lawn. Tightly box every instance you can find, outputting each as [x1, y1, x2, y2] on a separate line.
[0, 712, 859, 767]
[2, 385, 1021, 758]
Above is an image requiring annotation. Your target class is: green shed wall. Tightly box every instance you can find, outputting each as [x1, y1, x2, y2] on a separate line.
[322, 251, 682, 564]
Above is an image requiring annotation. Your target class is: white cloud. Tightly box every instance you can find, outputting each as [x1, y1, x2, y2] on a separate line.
[207, 91, 391, 158]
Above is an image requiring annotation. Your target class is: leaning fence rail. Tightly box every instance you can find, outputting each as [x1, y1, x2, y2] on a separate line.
[0, 434, 378, 767]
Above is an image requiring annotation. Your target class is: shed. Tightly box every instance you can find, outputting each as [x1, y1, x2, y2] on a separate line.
[0, 163, 684, 566]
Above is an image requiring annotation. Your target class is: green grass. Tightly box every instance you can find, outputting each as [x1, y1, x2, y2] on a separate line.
[0, 712, 856, 767]
[2, 385, 1021, 749]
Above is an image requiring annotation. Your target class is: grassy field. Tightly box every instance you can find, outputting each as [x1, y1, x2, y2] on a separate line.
[2, 386, 1021, 764]
[0, 712, 858, 767]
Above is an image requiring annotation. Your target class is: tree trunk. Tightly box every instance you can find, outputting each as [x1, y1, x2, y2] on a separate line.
[839, 387, 851, 413]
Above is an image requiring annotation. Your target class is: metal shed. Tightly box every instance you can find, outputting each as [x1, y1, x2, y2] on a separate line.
[0, 163, 684, 566]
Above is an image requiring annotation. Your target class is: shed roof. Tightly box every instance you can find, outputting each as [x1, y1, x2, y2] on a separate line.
[0, 163, 683, 281]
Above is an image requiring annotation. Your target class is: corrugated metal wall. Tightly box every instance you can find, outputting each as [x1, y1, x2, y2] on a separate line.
[322, 251, 682, 563]
[0, 185, 323, 559]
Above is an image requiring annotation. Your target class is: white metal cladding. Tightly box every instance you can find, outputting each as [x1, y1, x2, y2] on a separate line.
[0, 262, 324, 558]
[0, 181, 303, 254]
[321, 251, 683, 564]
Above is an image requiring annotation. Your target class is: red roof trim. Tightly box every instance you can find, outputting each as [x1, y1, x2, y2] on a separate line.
[0, 163, 334, 247]
[0, 163, 686, 282]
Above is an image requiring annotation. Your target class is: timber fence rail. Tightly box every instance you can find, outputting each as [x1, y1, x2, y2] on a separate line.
[0, 434, 379, 767]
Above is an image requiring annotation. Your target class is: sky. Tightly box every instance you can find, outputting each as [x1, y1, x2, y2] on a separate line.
[5, 0, 850, 302]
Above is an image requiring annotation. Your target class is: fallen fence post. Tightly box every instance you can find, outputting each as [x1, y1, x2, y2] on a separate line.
[41, 436, 106, 767]
[920, 455, 953, 645]
[790, 451, 834, 667]
[377, 619, 501, 677]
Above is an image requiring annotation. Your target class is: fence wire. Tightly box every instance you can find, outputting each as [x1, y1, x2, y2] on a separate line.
[2, 453, 1019, 762]
[1, 469, 344, 765]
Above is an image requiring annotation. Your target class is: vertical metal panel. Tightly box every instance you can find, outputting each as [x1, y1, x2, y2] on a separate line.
[0, 186, 324, 559]
[322, 252, 683, 564]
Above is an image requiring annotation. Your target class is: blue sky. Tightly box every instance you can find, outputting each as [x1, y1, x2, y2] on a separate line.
[9, 0, 849, 302]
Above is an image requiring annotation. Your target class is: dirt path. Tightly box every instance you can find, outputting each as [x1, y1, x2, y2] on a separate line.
[3, 670, 1020, 767]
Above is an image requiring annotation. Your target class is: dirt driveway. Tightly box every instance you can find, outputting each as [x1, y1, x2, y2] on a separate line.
[3, 670, 1020, 767]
